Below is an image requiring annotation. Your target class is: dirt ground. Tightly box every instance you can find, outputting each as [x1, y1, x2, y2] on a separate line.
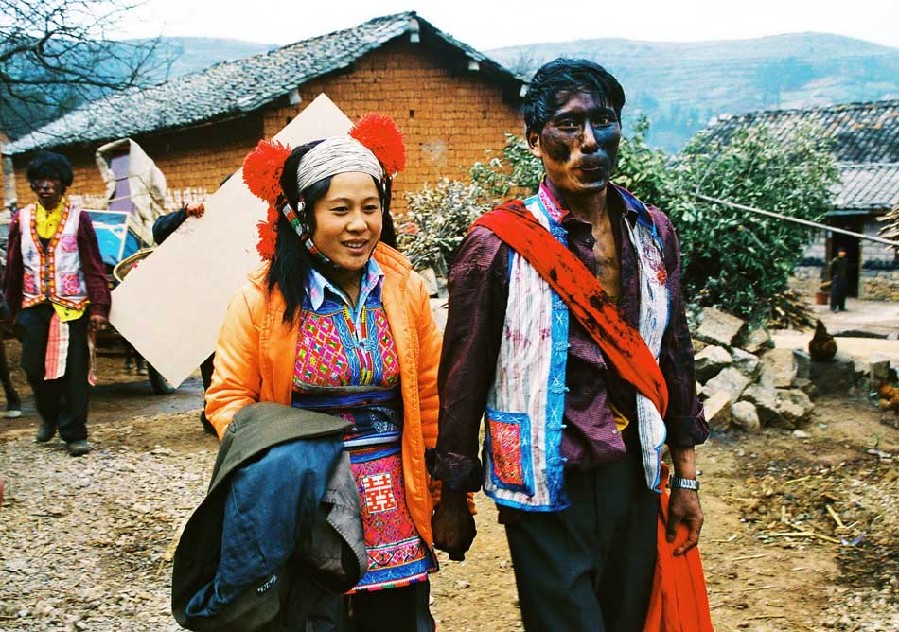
[1, 341, 897, 631]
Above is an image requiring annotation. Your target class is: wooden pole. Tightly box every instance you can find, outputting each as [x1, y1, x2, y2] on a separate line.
[693, 193, 899, 248]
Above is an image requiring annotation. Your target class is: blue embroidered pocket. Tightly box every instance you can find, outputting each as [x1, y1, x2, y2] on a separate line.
[484, 408, 534, 496]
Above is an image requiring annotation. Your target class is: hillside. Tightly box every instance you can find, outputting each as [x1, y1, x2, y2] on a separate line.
[486, 32, 899, 151]
[148, 37, 274, 81]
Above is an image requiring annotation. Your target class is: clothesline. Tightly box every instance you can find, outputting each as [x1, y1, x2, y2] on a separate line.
[693, 193, 899, 248]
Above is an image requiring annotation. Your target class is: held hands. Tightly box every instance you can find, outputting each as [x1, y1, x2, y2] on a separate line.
[432, 487, 476, 561]
[666, 487, 704, 556]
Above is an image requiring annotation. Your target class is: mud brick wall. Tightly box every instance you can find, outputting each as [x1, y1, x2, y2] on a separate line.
[8, 116, 263, 210]
[264, 39, 523, 213]
[7, 38, 522, 215]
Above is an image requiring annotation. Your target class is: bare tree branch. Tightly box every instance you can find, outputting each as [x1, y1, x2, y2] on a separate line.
[0, 0, 174, 140]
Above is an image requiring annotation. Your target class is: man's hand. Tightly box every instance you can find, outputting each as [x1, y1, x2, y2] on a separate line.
[666, 487, 703, 555]
[89, 314, 108, 332]
[185, 202, 205, 218]
[432, 487, 476, 561]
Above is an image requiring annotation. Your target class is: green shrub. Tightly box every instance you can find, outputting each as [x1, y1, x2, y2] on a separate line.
[398, 179, 489, 275]
[401, 118, 838, 328]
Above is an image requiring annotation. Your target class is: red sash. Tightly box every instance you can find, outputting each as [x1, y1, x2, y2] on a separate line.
[473, 201, 668, 416]
[474, 201, 713, 632]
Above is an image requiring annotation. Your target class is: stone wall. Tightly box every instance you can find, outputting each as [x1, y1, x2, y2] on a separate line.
[859, 269, 899, 301]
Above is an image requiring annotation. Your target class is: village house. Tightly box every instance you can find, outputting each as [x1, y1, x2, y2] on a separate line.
[1, 11, 526, 215]
[700, 99, 899, 301]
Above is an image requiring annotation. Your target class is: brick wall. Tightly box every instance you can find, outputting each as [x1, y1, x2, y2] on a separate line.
[9, 115, 263, 210]
[7, 38, 521, 216]
[264, 39, 523, 212]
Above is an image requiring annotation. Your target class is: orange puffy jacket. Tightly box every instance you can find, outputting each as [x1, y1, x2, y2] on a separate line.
[205, 243, 443, 547]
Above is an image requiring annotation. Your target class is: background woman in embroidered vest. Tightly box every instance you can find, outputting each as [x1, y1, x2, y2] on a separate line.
[3, 150, 111, 457]
[204, 115, 444, 630]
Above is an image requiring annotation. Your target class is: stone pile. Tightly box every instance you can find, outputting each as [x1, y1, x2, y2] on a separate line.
[692, 307, 857, 432]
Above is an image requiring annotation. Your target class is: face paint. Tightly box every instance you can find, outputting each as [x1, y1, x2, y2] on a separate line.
[528, 91, 621, 202]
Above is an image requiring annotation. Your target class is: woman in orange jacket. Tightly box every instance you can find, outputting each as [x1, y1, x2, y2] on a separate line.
[205, 115, 443, 630]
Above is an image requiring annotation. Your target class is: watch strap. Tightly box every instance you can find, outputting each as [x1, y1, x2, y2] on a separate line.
[669, 476, 700, 491]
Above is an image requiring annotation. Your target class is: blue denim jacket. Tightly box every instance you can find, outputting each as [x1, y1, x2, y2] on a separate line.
[172, 404, 365, 631]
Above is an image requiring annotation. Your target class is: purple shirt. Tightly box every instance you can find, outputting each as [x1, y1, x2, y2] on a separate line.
[430, 184, 708, 493]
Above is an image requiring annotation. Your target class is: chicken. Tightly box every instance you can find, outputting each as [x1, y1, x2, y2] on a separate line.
[808, 319, 837, 362]
[877, 379, 899, 428]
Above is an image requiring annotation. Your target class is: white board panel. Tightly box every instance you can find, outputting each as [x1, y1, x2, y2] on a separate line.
[109, 94, 352, 386]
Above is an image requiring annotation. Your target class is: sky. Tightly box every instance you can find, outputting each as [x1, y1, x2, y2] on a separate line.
[118, 0, 899, 50]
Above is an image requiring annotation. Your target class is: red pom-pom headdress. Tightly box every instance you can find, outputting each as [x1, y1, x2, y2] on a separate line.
[242, 139, 291, 206]
[242, 113, 405, 260]
[350, 113, 406, 177]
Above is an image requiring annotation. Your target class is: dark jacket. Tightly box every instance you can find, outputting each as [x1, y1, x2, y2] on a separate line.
[171, 403, 366, 631]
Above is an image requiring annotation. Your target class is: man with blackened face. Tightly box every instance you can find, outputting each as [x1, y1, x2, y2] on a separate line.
[430, 59, 711, 630]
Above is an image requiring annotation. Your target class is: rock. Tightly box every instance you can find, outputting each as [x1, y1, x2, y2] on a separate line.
[758, 348, 799, 389]
[793, 350, 811, 380]
[701, 390, 733, 431]
[778, 389, 815, 426]
[731, 401, 761, 431]
[695, 345, 733, 382]
[695, 307, 746, 347]
[742, 385, 814, 429]
[430, 298, 448, 333]
[793, 377, 819, 400]
[867, 358, 892, 384]
[742, 385, 782, 427]
[731, 347, 760, 378]
[809, 353, 857, 395]
[792, 429, 811, 438]
[701, 367, 751, 403]
[738, 327, 773, 355]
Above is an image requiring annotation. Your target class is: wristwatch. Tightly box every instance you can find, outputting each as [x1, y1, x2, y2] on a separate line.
[669, 476, 700, 491]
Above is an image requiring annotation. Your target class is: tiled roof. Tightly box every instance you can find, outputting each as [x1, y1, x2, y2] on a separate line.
[699, 99, 899, 213]
[4, 12, 523, 156]
[834, 163, 899, 211]
[702, 99, 899, 163]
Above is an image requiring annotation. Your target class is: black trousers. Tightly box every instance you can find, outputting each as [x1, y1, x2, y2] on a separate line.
[18, 304, 91, 442]
[504, 456, 658, 632]
[274, 578, 434, 632]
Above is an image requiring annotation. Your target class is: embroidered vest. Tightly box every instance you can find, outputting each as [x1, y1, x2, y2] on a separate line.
[19, 204, 90, 311]
[482, 190, 671, 512]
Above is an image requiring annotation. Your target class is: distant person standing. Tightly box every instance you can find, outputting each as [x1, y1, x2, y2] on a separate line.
[4, 151, 111, 456]
[829, 247, 848, 312]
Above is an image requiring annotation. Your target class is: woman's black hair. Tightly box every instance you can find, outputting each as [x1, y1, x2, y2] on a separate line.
[521, 58, 626, 136]
[268, 140, 397, 322]
[25, 151, 74, 189]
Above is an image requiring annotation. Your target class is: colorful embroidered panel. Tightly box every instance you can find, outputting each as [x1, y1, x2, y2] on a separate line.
[346, 446, 435, 593]
[294, 305, 399, 390]
[487, 417, 525, 486]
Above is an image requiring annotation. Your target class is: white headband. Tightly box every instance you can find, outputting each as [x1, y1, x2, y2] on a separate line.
[295, 136, 383, 193]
